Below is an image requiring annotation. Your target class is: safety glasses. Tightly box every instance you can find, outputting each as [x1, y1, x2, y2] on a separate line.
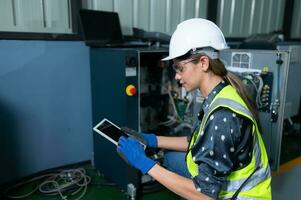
[172, 58, 199, 73]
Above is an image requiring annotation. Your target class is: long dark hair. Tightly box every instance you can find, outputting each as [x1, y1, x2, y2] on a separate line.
[176, 52, 261, 130]
[209, 59, 261, 128]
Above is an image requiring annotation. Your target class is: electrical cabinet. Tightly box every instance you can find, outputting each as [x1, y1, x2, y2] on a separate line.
[90, 47, 201, 195]
[220, 49, 291, 171]
[90, 47, 178, 194]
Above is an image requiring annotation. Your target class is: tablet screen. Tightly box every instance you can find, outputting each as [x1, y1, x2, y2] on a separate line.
[94, 119, 128, 145]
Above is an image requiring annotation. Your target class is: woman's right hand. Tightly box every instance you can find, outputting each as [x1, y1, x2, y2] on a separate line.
[141, 133, 158, 148]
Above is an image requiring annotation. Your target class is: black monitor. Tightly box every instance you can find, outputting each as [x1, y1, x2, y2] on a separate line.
[79, 9, 124, 44]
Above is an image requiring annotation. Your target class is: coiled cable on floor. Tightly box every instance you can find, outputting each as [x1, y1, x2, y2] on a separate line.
[5, 168, 91, 200]
[38, 168, 91, 200]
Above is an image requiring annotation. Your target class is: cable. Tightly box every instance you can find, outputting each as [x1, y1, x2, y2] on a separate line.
[38, 168, 91, 200]
[184, 94, 193, 114]
[159, 78, 195, 130]
[168, 88, 182, 121]
[158, 86, 179, 126]
[4, 168, 91, 200]
[256, 74, 264, 107]
[241, 72, 264, 108]
[4, 173, 57, 199]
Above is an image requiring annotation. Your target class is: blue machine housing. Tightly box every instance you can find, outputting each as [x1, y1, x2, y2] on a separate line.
[90, 47, 168, 192]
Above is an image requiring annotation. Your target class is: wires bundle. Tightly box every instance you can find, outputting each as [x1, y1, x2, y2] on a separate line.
[5, 168, 91, 200]
[241, 72, 264, 108]
[159, 85, 194, 127]
[38, 168, 91, 199]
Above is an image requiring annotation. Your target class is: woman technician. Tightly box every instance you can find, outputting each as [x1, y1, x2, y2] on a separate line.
[118, 18, 271, 200]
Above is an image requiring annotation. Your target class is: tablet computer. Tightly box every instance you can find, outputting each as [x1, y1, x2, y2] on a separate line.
[93, 118, 146, 149]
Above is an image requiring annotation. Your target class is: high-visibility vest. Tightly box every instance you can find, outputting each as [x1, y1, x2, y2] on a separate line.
[186, 85, 271, 200]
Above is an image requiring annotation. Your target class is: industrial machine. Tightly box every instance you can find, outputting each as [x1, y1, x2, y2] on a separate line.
[220, 47, 301, 171]
[90, 47, 198, 197]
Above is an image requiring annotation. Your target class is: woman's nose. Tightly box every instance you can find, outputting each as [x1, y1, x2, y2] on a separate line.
[175, 73, 180, 81]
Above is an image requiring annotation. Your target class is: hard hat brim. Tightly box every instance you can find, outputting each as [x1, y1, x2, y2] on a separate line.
[161, 55, 173, 61]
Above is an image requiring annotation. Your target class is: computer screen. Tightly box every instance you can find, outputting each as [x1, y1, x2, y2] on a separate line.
[79, 9, 123, 43]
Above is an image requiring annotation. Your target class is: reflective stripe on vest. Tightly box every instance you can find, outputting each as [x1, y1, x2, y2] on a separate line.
[186, 85, 271, 199]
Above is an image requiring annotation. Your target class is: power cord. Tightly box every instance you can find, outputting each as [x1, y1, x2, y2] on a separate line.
[4, 168, 91, 200]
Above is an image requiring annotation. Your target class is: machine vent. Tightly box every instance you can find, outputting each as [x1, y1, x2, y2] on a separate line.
[231, 52, 252, 68]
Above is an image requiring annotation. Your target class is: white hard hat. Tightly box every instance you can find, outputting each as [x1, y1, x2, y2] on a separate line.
[162, 18, 229, 61]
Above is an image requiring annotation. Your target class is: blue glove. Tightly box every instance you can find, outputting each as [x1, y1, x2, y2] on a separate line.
[141, 133, 157, 148]
[118, 136, 155, 174]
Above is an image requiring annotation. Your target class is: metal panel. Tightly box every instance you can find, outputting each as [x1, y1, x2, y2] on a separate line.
[197, 0, 208, 19]
[218, 0, 285, 37]
[149, 0, 166, 32]
[166, 0, 207, 33]
[90, 48, 169, 193]
[136, 0, 150, 31]
[0, 0, 14, 29]
[291, 0, 301, 38]
[90, 48, 140, 192]
[0, 0, 72, 33]
[114, 0, 134, 35]
[12, 0, 44, 31]
[84, 0, 208, 34]
[0, 41, 92, 184]
[277, 43, 301, 118]
[169, 0, 182, 33]
[44, 0, 71, 32]
[93, 0, 113, 11]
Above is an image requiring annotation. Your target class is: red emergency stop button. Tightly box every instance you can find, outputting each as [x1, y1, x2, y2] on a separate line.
[126, 84, 137, 96]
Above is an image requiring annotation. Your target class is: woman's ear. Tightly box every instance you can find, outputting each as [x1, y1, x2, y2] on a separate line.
[199, 55, 210, 72]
